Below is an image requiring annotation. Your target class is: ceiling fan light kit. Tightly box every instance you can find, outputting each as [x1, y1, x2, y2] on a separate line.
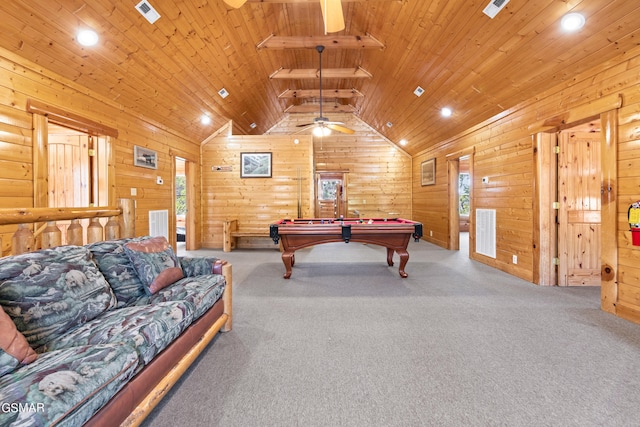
[313, 126, 331, 137]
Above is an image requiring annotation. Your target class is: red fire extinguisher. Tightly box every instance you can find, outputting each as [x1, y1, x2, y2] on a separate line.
[629, 201, 640, 246]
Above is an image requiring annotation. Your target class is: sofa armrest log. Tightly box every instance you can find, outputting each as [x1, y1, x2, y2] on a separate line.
[179, 256, 226, 277]
[222, 262, 232, 332]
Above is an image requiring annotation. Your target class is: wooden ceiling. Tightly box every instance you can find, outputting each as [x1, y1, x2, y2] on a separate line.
[1, 0, 639, 155]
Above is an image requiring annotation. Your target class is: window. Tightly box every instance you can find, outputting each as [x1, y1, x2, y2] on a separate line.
[459, 173, 470, 215]
[175, 175, 187, 215]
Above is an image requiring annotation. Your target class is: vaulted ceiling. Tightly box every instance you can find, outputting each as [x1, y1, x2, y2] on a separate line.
[1, 0, 639, 155]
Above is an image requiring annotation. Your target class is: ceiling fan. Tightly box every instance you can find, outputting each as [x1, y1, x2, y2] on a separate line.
[296, 45, 355, 136]
[223, 0, 345, 33]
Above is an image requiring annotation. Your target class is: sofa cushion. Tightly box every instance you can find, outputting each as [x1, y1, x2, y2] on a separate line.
[134, 274, 226, 319]
[87, 238, 147, 308]
[39, 301, 195, 368]
[0, 306, 36, 376]
[0, 246, 117, 349]
[0, 343, 138, 427]
[124, 237, 184, 295]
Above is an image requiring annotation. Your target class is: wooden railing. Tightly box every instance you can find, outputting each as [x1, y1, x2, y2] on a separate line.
[0, 199, 135, 256]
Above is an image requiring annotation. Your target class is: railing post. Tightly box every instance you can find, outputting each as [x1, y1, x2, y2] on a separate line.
[41, 221, 62, 248]
[87, 218, 104, 243]
[105, 216, 120, 240]
[118, 198, 135, 238]
[67, 219, 83, 246]
[12, 224, 34, 255]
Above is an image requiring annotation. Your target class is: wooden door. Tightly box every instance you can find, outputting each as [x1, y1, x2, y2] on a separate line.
[48, 125, 111, 244]
[48, 131, 90, 208]
[558, 130, 601, 286]
[316, 172, 347, 218]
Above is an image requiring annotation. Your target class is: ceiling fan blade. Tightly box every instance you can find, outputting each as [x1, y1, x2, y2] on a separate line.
[223, 0, 247, 8]
[296, 122, 316, 127]
[319, 0, 345, 33]
[295, 125, 315, 134]
[327, 123, 355, 134]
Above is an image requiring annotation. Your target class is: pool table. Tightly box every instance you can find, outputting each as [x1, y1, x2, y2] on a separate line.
[269, 218, 423, 279]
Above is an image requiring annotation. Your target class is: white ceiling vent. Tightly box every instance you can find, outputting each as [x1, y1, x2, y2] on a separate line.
[483, 0, 510, 19]
[136, 1, 161, 24]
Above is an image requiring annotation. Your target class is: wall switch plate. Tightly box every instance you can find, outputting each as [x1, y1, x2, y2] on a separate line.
[130, 188, 137, 196]
[512, 255, 518, 264]
[430, 230, 433, 237]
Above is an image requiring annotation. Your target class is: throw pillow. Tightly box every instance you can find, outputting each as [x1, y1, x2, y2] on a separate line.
[88, 238, 147, 307]
[0, 305, 37, 376]
[124, 236, 184, 295]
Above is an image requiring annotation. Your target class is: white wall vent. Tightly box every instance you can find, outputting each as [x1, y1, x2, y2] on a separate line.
[483, 0, 510, 19]
[149, 210, 169, 240]
[476, 208, 496, 258]
[135, 1, 161, 24]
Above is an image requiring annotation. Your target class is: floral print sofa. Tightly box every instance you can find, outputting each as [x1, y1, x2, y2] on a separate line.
[0, 236, 231, 426]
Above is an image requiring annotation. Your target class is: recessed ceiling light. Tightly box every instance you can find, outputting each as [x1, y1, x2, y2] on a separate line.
[561, 13, 585, 32]
[77, 29, 99, 47]
[386, 122, 393, 128]
[200, 115, 211, 125]
[414, 86, 425, 97]
[218, 88, 229, 99]
[399, 139, 408, 146]
[293, 138, 300, 144]
[441, 107, 453, 117]
[250, 122, 257, 129]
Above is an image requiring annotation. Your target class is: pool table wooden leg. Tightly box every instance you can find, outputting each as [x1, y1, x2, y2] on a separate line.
[386, 247, 394, 266]
[397, 249, 409, 278]
[282, 251, 294, 279]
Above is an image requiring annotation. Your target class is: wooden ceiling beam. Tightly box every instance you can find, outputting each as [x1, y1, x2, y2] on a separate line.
[270, 67, 372, 79]
[279, 88, 364, 98]
[257, 34, 385, 50]
[285, 103, 356, 113]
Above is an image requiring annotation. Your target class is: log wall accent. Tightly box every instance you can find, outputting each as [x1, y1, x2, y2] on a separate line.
[0, 47, 201, 249]
[413, 44, 640, 324]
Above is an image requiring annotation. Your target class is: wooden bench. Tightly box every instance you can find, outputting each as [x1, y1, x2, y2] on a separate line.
[223, 220, 271, 252]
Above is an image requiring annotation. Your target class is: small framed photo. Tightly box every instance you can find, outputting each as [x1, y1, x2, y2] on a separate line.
[421, 158, 436, 186]
[134, 145, 158, 169]
[241, 152, 272, 178]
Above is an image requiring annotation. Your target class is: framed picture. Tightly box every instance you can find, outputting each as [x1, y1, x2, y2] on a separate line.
[134, 145, 158, 169]
[421, 158, 436, 186]
[241, 152, 272, 178]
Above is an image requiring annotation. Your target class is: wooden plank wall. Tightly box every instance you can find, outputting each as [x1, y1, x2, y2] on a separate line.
[413, 44, 640, 323]
[268, 113, 413, 219]
[617, 83, 640, 323]
[201, 134, 314, 248]
[0, 47, 201, 253]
